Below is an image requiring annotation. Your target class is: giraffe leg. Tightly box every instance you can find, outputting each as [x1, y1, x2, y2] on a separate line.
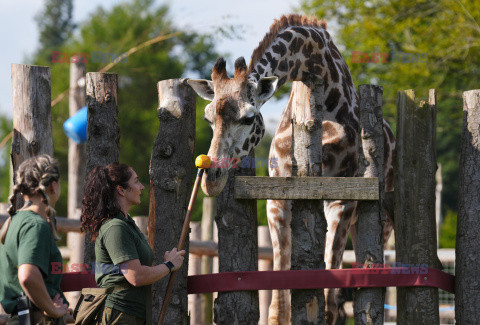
[266, 199, 292, 325]
[324, 200, 357, 325]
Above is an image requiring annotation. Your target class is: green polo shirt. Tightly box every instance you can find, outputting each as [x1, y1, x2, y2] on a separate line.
[0, 210, 66, 314]
[95, 213, 153, 319]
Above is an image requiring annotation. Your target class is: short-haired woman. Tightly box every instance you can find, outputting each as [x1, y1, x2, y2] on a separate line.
[81, 163, 185, 324]
[0, 154, 69, 324]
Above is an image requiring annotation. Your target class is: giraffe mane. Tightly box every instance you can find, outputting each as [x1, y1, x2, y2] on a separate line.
[248, 14, 327, 73]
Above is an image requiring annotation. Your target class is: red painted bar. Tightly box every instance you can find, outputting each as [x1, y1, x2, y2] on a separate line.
[60, 267, 454, 294]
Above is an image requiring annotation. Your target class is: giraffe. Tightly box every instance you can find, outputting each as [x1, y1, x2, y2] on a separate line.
[187, 14, 395, 324]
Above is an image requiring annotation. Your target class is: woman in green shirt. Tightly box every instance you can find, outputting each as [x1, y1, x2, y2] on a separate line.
[81, 163, 185, 324]
[0, 155, 70, 324]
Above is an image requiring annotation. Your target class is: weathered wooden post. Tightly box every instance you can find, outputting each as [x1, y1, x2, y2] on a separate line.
[84, 72, 120, 263]
[149, 78, 195, 324]
[258, 225, 273, 325]
[395, 89, 440, 324]
[353, 85, 385, 324]
[290, 79, 326, 324]
[188, 222, 202, 324]
[11, 64, 53, 208]
[201, 197, 215, 324]
[67, 58, 86, 285]
[455, 89, 480, 323]
[435, 164, 442, 248]
[213, 150, 259, 324]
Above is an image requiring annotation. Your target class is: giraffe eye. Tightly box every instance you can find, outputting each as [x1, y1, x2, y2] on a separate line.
[241, 115, 255, 125]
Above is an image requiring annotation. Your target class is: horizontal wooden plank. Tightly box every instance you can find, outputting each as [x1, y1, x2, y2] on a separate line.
[234, 177, 379, 200]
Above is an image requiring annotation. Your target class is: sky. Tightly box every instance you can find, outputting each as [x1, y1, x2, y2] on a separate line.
[0, 0, 300, 131]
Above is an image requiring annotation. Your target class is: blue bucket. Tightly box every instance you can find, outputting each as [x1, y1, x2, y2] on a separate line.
[63, 106, 87, 144]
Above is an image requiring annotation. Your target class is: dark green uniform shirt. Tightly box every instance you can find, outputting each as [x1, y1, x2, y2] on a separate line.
[95, 213, 153, 319]
[0, 210, 66, 314]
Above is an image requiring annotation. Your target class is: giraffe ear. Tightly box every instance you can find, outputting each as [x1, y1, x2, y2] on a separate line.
[187, 79, 215, 101]
[255, 76, 278, 103]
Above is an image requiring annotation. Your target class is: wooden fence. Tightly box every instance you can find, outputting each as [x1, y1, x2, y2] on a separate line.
[4, 63, 477, 324]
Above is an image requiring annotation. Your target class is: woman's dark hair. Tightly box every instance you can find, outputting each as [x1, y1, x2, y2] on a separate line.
[80, 163, 133, 240]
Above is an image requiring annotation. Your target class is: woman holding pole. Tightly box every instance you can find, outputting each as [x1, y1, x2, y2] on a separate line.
[80, 163, 185, 324]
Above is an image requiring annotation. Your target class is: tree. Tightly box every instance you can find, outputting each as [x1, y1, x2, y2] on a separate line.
[0, 117, 12, 202]
[34, 0, 75, 62]
[29, 0, 221, 218]
[300, 0, 480, 214]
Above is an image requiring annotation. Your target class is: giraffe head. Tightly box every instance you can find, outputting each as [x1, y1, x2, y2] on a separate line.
[188, 57, 278, 196]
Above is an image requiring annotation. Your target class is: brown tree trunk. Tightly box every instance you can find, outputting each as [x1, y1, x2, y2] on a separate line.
[455, 90, 480, 323]
[395, 89, 440, 324]
[84, 72, 120, 264]
[290, 79, 326, 324]
[353, 85, 385, 324]
[67, 59, 86, 279]
[149, 79, 195, 324]
[213, 150, 259, 324]
[11, 64, 53, 208]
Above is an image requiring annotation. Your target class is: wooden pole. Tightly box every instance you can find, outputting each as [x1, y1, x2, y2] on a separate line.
[158, 169, 203, 325]
[67, 58, 86, 294]
[188, 222, 202, 324]
[395, 89, 440, 324]
[290, 79, 326, 324]
[455, 89, 480, 323]
[435, 164, 442, 248]
[11, 64, 53, 208]
[353, 84, 385, 324]
[149, 79, 195, 324]
[213, 152, 259, 324]
[258, 225, 273, 325]
[84, 72, 120, 264]
[201, 197, 216, 325]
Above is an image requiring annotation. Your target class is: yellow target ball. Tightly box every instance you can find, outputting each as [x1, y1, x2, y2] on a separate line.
[195, 155, 211, 169]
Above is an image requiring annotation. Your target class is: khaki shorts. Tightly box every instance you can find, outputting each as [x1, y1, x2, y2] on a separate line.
[8, 312, 64, 325]
[100, 307, 145, 325]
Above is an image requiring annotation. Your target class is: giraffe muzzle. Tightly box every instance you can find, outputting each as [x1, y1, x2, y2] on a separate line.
[201, 166, 228, 196]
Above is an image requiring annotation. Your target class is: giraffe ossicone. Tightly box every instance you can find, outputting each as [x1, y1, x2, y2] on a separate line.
[188, 14, 395, 325]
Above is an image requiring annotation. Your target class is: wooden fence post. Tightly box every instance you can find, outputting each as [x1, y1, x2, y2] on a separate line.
[67, 59, 86, 293]
[395, 89, 440, 324]
[149, 79, 196, 324]
[213, 153, 259, 324]
[201, 197, 216, 324]
[435, 164, 442, 248]
[290, 79, 326, 324]
[84, 72, 120, 264]
[258, 225, 273, 325]
[455, 89, 480, 323]
[353, 84, 385, 324]
[11, 64, 53, 208]
[188, 222, 202, 324]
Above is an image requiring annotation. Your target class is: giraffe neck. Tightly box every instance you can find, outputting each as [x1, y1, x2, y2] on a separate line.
[249, 25, 358, 120]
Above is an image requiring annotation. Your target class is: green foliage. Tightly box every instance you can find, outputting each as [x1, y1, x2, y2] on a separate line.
[0, 117, 12, 202]
[299, 0, 479, 217]
[255, 131, 273, 226]
[440, 209, 457, 248]
[34, 0, 75, 62]
[28, 0, 220, 218]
